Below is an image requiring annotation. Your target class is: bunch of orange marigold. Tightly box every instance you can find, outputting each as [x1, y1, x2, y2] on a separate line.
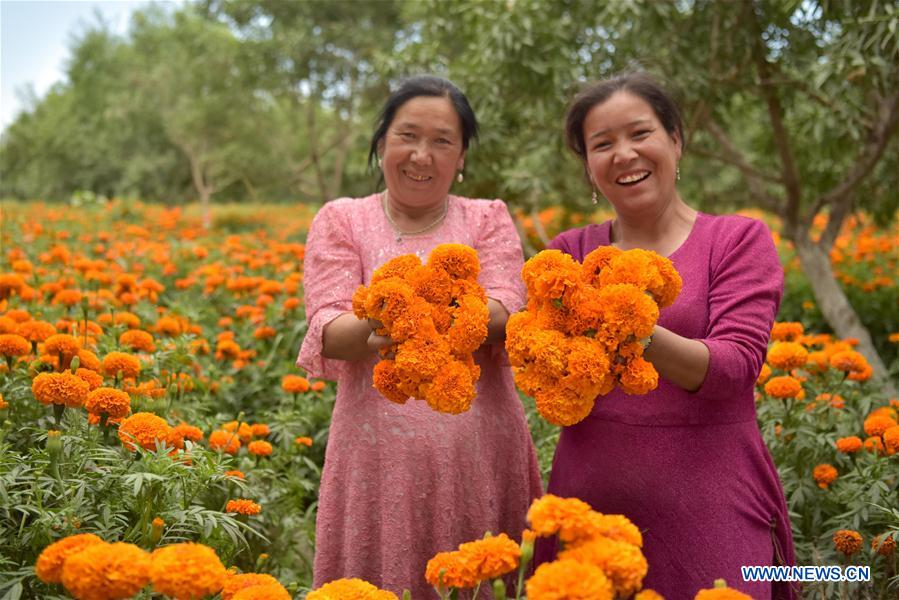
[351, 244, 489, 415]
[506, 247, 681, 425]
[306, 578, 398, 600]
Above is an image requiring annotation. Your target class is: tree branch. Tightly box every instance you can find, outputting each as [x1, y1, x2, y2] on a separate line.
[814, 89, 899, 251]
[743, 0, 803, 237]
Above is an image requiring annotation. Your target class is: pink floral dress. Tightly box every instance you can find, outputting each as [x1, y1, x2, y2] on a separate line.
[297, 193, 543, 599]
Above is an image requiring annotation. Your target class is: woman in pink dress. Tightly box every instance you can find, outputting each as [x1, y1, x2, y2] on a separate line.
[534, 72, 798, 599]
[297, 75, 542, 599]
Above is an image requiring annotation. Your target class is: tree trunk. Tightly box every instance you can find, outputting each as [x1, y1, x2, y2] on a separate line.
[793, 235, 895, 394]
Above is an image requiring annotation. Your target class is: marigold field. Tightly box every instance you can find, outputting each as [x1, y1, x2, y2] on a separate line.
[0, 200, 897, 599]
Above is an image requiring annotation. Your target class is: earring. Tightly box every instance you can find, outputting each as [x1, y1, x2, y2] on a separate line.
[676, 166, 681, 181]
[456, 172, 464, 183]
[378, 157, 382, 168]
[591, 189, 598, 205]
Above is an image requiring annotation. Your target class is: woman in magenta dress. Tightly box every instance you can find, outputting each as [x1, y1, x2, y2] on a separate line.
[296, 75, 542, 598]
[535, 72, 798, 599]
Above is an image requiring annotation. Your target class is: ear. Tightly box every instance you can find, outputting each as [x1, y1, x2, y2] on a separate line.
[672, 131, 683, 161]
[377, 138, 386, 159]
[456, 150, 466, 172]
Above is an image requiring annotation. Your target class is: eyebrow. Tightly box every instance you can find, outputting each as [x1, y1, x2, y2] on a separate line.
[588, 119, 652, 140]
[393, 122, 458, 136]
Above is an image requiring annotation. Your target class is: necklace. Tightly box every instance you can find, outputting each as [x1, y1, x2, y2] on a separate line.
[381, 191, 448, 243]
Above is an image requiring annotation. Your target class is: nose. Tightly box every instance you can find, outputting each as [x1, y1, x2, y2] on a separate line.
[410, 141, 432, 165]
[611, 141, 638, 165]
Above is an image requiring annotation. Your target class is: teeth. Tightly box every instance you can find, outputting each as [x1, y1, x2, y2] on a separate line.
[618, 171, 649, 184]
[406, 172, 430, 182]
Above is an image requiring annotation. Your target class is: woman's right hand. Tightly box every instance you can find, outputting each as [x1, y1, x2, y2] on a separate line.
[366, 319, 395, 357]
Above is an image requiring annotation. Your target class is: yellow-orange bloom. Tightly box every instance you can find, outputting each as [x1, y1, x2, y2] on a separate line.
[457, 533, 521, 580]
[425, 551, 479, 589]
[871, 533, 896, 556]
[35, 533, 105, 583]
[17, 320, 56, 343]
[813, 464, 837, 489]
[171, 423, 204, 443]
[221, 573, 285, 600]
[0, 333, 30, 357]
[559, 535, 648, 597]
[247, 440, 272, 457]
[770, 322, 804, 342]
[281, 374, 310, 393]
[756, 363, 772, 385]
[763, 376, 803, 399]
[118, 412, 171, 451]
[527, 494, 597, 544]
[43, 334, 81, 366]
[835, 436, 863, 454]
[306, 578, 399, 600]
[150, 543, 226, 599]
[833, 530, 863, 555]
[209, 430, 241, 454]
[119, 329, 156, 353]
[295, 436, 313, 447]
[102, 351, 141, 380]
[225, 499, 262, 516]
[883, 426, 899, 455]
[85, 387, 131, 419]
[766, 342, 809, 371]
[829, 350, 869, 374]
[864, 414, 898, 437]
[525, 559, 614, 600]
[32, 371, 90, 407]
[60, 541, 151, 600]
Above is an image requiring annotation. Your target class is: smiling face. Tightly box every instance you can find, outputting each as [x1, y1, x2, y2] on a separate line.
[379, 96, 466, 211]
[583, 91, 682, 217]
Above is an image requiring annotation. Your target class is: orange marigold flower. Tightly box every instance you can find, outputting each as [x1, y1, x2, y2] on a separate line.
[770, 322, 804, 342]
[43, 334, 81, 365]
[35, 533, 105, 583]
[558, 535, 648, 597]
[425, 551, 480, 589]
[32, 371, 90, 407]
[224, 470, 245, 479]
[252, 326, 276, 340]
[172, 423, 204, 443]
[812, 464, 838, 489]
[295, 436, 313, 447]
[871, 533, 896, 556]
[763, 376, 803, 399]
[250, 423, 270, 437]
[247, 440, 272, 457]
[766, 342, 809, 371]
[306, 579, 398, 600]
[118, 412, 171, 451]
[0, 333, 30, 357]
[311, 381, 326, 392]
[426, 243, 480, 281]
[222, 573, 286, 600]
[525, 559, 614, 600]
[835, 436, 863, 454]
[281, 374, 310, 394]
[694, 585, 753, 599]
[635, 591, 665, 600]
[226, 499, 262, 516]
[589, 513, 643, 548]
[863, 414, 898, 437]
[209, 430, 241, 454]
[77, 349, 102, 371]
[833, 530, 863, 556]
[0, 273, 26, 299]
[521, 249, 582, 301]
[75, 368, 104, 390]
[60, 541, 151, 600]
[231, 583, 292, 600]
[85, 387, 131, 419]
[119, 329, 156, 353]
[419, 358, 476, 415]
[457, 533, 521, 580]
[864, 436, 886, 455]
[52, 288, 83, 307]
[883, 426, 899, 455]
[102, 351, 142, 380]
[756, 363, 772, 385]
[150, 542, 226, 599]
[829, 350, 869, 374]
[527, 495, 598, 544]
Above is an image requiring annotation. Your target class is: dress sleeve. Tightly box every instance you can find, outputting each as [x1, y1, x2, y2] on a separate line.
[476, 200, 527, 314]
[691, 218, 783, 401]
[295, 201, 362, 381]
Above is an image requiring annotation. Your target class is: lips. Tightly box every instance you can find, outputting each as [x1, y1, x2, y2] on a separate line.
[403, 170, 432, 182]
[616, 170, 651, 185]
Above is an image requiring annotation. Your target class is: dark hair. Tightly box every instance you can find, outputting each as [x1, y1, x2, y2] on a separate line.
[565, 72, 685, 164]
[367, 75, 479, 171]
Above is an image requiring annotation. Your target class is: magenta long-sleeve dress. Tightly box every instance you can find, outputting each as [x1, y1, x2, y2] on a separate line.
[297, 193, 543, 599]
[535, 212, 798, 600]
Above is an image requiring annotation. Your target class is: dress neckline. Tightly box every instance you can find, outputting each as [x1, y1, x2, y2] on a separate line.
[602, 211, 703, 260]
